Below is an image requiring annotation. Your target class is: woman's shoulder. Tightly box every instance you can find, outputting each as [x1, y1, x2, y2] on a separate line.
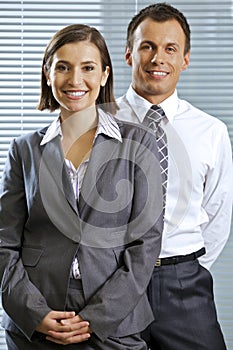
[12, 126, 49, 149]
[15, 126, 48, 141]
[115, 117, 156, 143]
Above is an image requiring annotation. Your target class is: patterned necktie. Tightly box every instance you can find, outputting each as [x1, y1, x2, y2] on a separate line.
[143, 105, 168, 206]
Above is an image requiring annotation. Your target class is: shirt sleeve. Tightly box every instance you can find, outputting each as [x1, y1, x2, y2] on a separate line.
[199, 123, 233, 269]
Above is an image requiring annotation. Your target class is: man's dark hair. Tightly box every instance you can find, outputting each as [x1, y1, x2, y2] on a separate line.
[127, 2, 191, 55]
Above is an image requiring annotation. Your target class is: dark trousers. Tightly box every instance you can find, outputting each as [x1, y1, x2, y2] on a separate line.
[5, 279, 147, 350]
[142, 259, 226, 350]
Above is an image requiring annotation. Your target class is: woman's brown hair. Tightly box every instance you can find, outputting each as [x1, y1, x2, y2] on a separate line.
[37, 24, 118, 114]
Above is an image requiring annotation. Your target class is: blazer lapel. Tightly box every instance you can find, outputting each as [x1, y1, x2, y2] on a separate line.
[62, 162, 79, 214]
[39, 135, 81, 243]
[79, 135, 120, 213]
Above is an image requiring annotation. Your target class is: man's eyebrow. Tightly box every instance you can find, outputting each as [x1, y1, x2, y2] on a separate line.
[139, 40, 155, 46]
[139, 40, 180, 48]
[167, 42, 180, 48]
[81, 60, 97, 65]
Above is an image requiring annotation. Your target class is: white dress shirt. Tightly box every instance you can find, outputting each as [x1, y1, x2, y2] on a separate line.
[117, 86, 233, 269]
[41, 108, 122, 278]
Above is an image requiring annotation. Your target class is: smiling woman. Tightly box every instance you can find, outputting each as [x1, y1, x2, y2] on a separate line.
[38, 24, 117, 115]
[44, 41, 110, 117]
[0, 23, 164, 350]
[37, 24, 117, 169]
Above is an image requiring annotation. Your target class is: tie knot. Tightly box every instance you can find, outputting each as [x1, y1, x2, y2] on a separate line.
[147, 105, 166, 124]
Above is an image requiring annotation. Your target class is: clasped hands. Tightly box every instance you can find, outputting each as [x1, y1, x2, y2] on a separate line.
[36, 310, 92, 345]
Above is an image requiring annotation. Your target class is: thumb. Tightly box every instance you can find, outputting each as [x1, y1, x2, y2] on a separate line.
[51, 310, 76, 320]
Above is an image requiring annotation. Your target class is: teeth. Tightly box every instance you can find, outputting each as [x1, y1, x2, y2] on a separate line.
[151, 71, 167, 76]
[66, 91, 85, 96]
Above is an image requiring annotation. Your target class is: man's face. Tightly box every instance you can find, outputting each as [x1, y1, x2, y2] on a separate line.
[126, 18, 190, 104]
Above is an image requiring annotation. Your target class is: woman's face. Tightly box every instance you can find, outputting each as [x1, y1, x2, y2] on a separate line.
[46, 40, 109, 117]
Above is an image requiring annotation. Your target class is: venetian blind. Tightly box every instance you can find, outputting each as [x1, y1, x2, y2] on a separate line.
[0, 0, 233, 349]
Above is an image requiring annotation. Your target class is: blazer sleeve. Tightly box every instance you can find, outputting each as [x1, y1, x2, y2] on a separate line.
[0, 139, 51, 340]
[79, 128, 164, 341]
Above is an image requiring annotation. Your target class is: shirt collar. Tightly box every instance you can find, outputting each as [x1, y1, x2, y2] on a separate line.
[97, 108, 122, 142]
[40, 108, 122, 146]
[126, 84, 179, 123]
[40, 117, 61, 145]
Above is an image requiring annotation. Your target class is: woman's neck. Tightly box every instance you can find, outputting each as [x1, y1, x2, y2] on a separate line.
[60, 106, 98, 156]
[60, 107, 98, 167]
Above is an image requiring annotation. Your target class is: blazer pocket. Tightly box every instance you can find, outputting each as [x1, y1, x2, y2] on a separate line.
[21, 246, 44, 267]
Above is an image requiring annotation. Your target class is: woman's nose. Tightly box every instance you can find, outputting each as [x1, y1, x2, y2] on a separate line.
[68, 69, 83, 85]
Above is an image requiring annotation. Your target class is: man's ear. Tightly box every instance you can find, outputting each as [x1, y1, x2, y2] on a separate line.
[125, 46, 132, 67]
[181, 51, 190, 72]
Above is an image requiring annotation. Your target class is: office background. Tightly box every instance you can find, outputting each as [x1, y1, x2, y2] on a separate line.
[0, 0, 232, 348]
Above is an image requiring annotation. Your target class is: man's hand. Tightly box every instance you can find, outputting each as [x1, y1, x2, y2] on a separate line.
[36, 311, 91, 344]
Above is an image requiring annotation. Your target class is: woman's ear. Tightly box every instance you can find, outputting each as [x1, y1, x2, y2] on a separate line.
[101, 66, 110, 87]
[43, 65, 51, 86]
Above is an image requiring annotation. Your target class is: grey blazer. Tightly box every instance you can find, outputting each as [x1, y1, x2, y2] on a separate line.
[0, 114, 163, 343]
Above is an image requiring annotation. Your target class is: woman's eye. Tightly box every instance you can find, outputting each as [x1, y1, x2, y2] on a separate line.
[56, 64, 69, 72]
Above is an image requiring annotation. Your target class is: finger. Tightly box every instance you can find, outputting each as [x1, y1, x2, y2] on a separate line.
[48, 320, 87, 333]
[51, 311, 76, 320]
[54, 321, 90, 333]
[60, 317, 89, 327]
[48, 323, 90, 337]
[46, 332, 91, 345]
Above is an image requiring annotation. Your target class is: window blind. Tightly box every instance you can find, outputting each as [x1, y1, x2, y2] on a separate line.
[0, 1, 233, 348]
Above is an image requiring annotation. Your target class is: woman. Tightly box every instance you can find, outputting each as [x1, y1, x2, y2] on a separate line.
[0, 24, 163, 349]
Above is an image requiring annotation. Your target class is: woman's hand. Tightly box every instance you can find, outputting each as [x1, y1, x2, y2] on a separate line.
[36, 311, 91, 344]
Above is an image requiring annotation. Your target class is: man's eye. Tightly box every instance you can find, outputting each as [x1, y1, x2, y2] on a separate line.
[167, 47, 176, 53]
[84, 66, 94, 71]
[142, 44, 152, 50]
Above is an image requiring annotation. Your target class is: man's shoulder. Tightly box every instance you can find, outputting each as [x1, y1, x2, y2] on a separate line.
[179, 98, 226, 129]
[116, 94, 127, 104]
[116, 94, 132, 111]
[115, 94, 140, 124]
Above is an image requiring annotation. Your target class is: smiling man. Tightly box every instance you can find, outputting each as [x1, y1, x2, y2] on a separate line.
[116, 3, 233, 350]
[126, 16, 189, 104]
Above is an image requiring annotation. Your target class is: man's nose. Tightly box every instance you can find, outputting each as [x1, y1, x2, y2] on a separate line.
[151, 50, 164, 64]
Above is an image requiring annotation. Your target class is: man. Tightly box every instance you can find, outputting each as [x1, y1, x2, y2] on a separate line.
[116, 3, 233, 350]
